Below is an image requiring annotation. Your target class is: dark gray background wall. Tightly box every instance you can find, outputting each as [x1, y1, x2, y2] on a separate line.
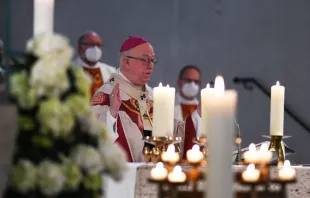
[1, 0, 310, 163]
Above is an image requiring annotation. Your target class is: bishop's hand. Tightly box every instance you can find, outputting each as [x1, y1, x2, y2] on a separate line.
[109, 83, 121, 118]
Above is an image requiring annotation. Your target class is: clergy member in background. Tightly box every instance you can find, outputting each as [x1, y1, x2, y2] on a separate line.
[76, 31, 116, 97]
[175, 65, 201, 120]
[92, 36, 201, 162]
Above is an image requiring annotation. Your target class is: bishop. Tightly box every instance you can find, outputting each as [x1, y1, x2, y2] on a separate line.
[92, 36, 200, 162]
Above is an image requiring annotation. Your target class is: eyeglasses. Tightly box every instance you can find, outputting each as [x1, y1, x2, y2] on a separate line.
[182, 78, 201, 85]
[126, 56, 158, 66]
[80, 42, 103, 48]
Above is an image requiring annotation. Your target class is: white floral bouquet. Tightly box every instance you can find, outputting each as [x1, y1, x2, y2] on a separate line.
[4, 33, 127, 198]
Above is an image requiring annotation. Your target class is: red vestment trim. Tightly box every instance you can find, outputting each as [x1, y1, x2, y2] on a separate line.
[115, 116, 133, 162]
[183, 115, 196, 159]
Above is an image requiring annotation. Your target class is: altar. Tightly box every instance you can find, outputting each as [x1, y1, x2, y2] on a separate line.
[103, 163, 310, 198]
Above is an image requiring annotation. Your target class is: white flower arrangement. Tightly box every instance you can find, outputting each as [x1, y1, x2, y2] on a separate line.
[6, 33, 127, 197]
[37, 160, 66, 196]
[71, 144, 104, 175]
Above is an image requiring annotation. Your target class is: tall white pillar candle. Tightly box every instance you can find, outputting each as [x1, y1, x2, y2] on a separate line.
[201, 83, 215, 137]
[34, 0, 55, 36]
[205, 76, 237, 198]
[152, 83, 175, 136]
[270, 81, 285, 136]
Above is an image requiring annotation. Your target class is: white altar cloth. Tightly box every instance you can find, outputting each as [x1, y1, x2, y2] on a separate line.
[103, 163, 147, 198]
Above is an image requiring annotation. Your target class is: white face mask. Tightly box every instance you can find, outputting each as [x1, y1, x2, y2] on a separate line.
[85, 46, 102, 62]
[181, 82, 199, 98]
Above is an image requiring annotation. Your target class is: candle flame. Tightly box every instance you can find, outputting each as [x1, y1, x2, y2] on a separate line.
[214, 76, 225, 95]
[260, 143, 268, 152]
[192, 144, 200, 152]
[249, 143, 256, 152]
[167, 144, 175, 153]
[247, 164, 255, 171]
[276, 81, 280, 86]
[206, 83, 210, 89]
[284, 160, 291, 168]
[156, 162, 164, 169]
[159, 82, 163, 87]
[174, 165, 182, 173]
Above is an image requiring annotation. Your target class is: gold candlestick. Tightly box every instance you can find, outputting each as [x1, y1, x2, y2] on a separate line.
[143, 136, 182, 163]
[269, 135, 285, 164]
[187, 162, 203, 191]
[144, 147, 152, 163]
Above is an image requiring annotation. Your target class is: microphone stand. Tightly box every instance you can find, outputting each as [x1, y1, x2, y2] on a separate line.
[233, 116, 241, 163]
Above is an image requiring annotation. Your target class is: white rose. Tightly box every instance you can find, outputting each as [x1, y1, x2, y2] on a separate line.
[61, 158, 82, 190]
[38, 98, 75, 138]
[10, 160, 37, 193]
[27, 33, 73, 60]
[9, 71, 39, 108]
[37, 160, 65, 196]
[100, 141, 128, 181]
[71, 145, 103, 175]
[30, 56, 70, 97]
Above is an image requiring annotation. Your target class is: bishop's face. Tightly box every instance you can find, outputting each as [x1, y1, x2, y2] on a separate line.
[123, 43, 157, 86]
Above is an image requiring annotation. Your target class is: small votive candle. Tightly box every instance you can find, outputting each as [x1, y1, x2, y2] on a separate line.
[168, 165, 187, 183]
[242, 164, 260, 182]
[186, 144, 204, 164]
[278, 160, 296, 181]
[243, 143, 258, 164]
[258, 143, 272, 164]
[161, 144, 180, 164]
[150, 162, 168, 181]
